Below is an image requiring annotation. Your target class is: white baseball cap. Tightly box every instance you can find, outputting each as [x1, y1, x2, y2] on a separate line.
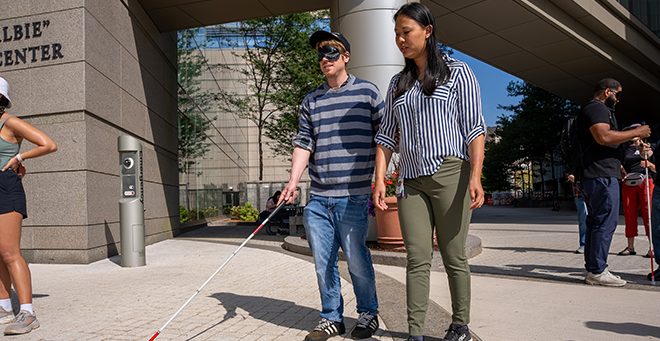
[0, 77, 12, 108]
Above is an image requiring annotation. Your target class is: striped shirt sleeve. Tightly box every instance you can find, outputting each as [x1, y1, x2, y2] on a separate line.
[456, 63, 486, 147]
[292, 95, 316, 152]
[374, 74, 400, 151]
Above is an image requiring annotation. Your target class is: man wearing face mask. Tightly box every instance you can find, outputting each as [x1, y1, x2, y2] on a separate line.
[279, 31, 383, 341]
[577, 78, 651, 286]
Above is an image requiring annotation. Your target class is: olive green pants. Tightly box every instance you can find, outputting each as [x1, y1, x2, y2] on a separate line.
[398, 157, 472, 335]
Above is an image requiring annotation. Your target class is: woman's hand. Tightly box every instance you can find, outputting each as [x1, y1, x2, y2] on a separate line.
[467, 134, 485, 210]
[373, 180, 388, 211]
[16, 162, 26, 178]
[640, 160, 656, 173]
[620, 165, 627, 180]
[469, 177, 484, 210]
[374, 145, 394, 211]
[1, 156, 20, 173]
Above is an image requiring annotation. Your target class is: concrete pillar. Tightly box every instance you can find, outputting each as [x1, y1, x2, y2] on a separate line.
[330, 0, 414, 96]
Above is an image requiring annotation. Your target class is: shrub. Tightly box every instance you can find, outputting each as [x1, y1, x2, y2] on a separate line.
[226, 203, 259, 221]
[239, 202, 259, 221]
[189, 209, 205, 220]
[180, 205, 189, 223]
[200, 206, 219, 218]
[230, 206, 242, 220]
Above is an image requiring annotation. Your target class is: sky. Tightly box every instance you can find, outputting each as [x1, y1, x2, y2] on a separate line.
[451, 50, 523, 127]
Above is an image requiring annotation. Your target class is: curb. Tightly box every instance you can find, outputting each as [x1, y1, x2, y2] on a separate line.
[283, 234, 482, 268]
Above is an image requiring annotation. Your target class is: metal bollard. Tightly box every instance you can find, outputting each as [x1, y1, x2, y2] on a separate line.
[118, 135, 145, 267]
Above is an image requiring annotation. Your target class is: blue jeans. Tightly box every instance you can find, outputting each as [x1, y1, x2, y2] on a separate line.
[304, 194, 379, 322]
[652, 185, 660, 266]
[575, 197, 587, 247]
[582, 177, 619, 273]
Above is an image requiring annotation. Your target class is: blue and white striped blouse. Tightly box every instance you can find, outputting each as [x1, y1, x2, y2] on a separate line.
[375, 55, 486, 179]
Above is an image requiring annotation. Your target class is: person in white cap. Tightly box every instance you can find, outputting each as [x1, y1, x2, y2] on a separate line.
[0, 76, 57, 335]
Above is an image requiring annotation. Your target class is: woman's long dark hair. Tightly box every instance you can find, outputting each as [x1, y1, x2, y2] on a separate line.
[270, 191, 282, 202]
[393, 3, 450, 99]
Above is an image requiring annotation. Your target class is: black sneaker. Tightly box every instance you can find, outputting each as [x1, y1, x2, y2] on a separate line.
[305, 318, 345, 341]
[442, 323, 472, 341]
[648, 267, 660, 281]
[351, 312, 379, 339]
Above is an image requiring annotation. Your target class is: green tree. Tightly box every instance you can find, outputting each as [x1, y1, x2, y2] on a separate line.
[177, 28, 217, 174]
[482, 133, 514, 192]
[483, 81, 579, 194]
[216, 12, 328, 179]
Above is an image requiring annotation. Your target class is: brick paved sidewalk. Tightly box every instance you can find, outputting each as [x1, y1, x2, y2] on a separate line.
[9, 238, 395, 341]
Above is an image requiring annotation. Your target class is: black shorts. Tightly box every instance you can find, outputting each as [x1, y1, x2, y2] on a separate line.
[0, 169, 27, 219]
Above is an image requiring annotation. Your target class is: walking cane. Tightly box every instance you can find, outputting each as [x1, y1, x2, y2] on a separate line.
[149, 194, 293, 340]
[644, 150, 656, 285]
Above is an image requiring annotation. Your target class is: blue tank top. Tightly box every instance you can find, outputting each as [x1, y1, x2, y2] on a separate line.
[0, 115, 21, 169]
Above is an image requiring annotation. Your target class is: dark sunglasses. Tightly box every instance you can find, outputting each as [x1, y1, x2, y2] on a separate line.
[610, 88, 622, 100]
[317, 46, 342, 62]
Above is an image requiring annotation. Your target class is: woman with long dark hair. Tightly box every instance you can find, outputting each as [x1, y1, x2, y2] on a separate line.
[373, 3, 485, 341]
[0, 77, 57, 335]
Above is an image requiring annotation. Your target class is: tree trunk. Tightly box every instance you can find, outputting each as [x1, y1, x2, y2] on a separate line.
[540, 159, 545, 198]
[258, 125, 263, 181]
[550, 152, 556, 195]
[528, 162, 532, 199]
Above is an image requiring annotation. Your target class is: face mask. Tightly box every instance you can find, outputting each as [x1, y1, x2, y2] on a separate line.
[317, 46, 342, 62]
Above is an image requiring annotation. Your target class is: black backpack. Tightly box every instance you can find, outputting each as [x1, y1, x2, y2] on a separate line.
[559, 115, 586, 178]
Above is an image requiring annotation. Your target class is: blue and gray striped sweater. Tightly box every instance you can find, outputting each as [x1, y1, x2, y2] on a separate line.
[293, 74, 384, 197]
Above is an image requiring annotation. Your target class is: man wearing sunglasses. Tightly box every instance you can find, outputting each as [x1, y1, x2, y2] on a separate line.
[577, 78, 651, 286]
[279, 31, 383, 341]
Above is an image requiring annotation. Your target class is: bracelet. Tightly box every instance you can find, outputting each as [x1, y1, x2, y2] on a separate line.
[15, 154, 23, 163]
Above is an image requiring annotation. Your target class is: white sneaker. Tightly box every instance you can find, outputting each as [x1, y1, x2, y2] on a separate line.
[585, 269, 626, 287]
[0, 306, 14, 324]
[3, 310, 39, 335]
[575, 246, 584, 254]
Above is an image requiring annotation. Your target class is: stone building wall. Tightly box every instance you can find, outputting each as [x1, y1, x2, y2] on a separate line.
[0, 1, 179, 263]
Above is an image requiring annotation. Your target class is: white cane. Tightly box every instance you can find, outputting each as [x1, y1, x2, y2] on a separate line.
[644, 151, 656, 285]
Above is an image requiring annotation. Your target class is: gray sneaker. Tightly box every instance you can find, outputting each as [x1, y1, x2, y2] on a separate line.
[0, 306, 13, 324]
[4, 310, 39, 335]
[585, 269, 626, 287]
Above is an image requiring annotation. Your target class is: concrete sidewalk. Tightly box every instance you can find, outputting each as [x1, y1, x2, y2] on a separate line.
[452, 205, 660, 340]
[6, 205, 660, 340]
[10, 236, 397, 341]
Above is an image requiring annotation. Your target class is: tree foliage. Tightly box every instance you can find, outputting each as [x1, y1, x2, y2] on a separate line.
[177, 28, 217, 174]
[216, 12, 328, 180]
[482, 81, 579, 193]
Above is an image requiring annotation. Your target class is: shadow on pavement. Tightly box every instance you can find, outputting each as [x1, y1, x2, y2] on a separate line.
[470, 206, 579, 225]
[470, 264, 586, 284]
[387, 331, 444, 341]
[585, 321, 660, 338]
[483, 246, 577, 254]
[470, 263, 660, 290]
[207, 292, 322, 332]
